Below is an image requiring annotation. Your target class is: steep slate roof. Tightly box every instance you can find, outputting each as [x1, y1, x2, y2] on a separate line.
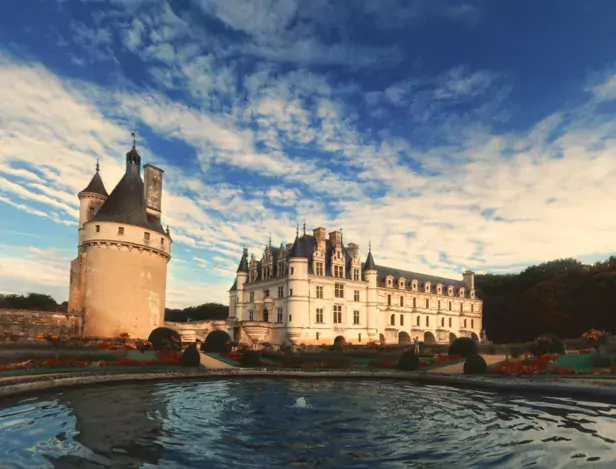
[88, 146, 166, 235]
[363, 250, 376, 270]
[236, 249, 249, 273]
[361, 262, 467, 291]
[288, 234, 306, 258]
[79, 171, 108, 198]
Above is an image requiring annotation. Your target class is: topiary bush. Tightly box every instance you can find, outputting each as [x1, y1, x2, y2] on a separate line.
[397, 350, 420, 371]
[463, 354, 488, 375]
[448, 337, 478, 358]
[531, 333, 565, 356]
[201, 330, 232, 353]
[148, 327, 182, 351]
[333, 336, 347, 351]
[181, 343, 201, 367]
[240, 351, 262, 367]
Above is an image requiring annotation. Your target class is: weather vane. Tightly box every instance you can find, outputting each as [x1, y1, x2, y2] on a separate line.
[131, 131, 137, 148]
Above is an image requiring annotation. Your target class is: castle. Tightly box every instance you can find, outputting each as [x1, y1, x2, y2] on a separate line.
[68, 144, 172, 338]
[229, 226, 483, 346]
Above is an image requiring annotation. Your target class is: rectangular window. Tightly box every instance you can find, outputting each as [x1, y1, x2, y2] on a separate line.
[95, 225, 100, 233]
[417, 315, 420, 326]
[249, 292, 254, 302]
[471, 304, 474, 313]
[449, 317, 452, 327]
[316, 262, 324, 276]
[448, 301, 452, 311]
[333, 305, 342, 323]
[277, 308, 283, 323]
[390, 314, 395, 325]
[426, 316, 430, 327]
[400, 296, 404, 307]
[144, 232, 150, 241]
[353, 269, 360, 281]
[441, 317, 445, 327]
[264, 289, 269, 299]
[387, 295, 392, 306]
[316, 308, 324, 323]
[118, 227, 124, 235]
[438, 300, 441, 310]
[278, 286, 284, 298]
[289, 289, 293, 296]
[334, 265, 344, 278]
[353, 310, 360, 324]
[413, 297, 416, 308]
[249, 310, 254, 321]
[464, 319, 467, 328]
[358, 333, 362, 342]
[316, 286, 324, 299]
[316, 332, 320, 340]
[471, 319, 475, 329]
[160, 238, 164, 247]
[426, 299, 429, 309]
[354, 290, 360, 302]
[289, 314, 292, 323]
[335, 283, 344, 298]
[290, 267, 294, 275]
[400, 314, 404, 326]
[460, 303, 463, 312]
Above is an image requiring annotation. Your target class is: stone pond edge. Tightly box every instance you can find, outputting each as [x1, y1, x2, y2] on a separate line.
[2, 368, 616, 401]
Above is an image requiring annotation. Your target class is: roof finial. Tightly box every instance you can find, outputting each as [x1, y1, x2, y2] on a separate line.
[340, 228, 343, 244]
[131, 131, 137, 148]
[166, 225, 170, 236]
[296, 223, 299, 237]
[303, 222, 306, 236]
[95, 157, 100, 172]
[268, 233, 272, 247]
[369, 241, 372, 253]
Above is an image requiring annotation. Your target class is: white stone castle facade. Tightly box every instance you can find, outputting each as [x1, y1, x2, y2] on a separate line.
[229, 227, 483, 346]
[68, 145, 172, 339]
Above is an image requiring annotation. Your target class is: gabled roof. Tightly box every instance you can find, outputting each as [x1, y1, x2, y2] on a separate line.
[79, 171, 108, 198]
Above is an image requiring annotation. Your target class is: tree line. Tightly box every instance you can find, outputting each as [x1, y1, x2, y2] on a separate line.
[477, 256, 616, 343]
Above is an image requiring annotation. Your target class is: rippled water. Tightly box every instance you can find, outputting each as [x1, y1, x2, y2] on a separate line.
[1, 380, 616, 468]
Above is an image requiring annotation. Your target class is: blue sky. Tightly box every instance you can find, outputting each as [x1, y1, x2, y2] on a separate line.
[1, 0, 616, 307]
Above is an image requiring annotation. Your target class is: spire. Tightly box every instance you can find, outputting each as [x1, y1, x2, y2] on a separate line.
[296, 223, 299, 237]
[96, 157, 100, 173]
[340, 228, 343, 245]
[236, 247, 249, 273]
[79, 163, 109, 198]
[363, 242, 376, 271]
[268, 233, 272, 248]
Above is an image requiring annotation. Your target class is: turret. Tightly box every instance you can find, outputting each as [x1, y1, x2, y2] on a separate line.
[286, 227, 309, 342]
[462, 270, 475, 290]
[231, 247, 249, 320]
[77, 160, 108, 250]
[363, 243, 378, 338]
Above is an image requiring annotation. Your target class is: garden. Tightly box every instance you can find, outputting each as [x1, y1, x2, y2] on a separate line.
[0, 328, 194, 376]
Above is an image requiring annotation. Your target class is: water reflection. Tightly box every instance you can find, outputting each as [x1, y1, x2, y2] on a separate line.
[0, 379, 615, 468]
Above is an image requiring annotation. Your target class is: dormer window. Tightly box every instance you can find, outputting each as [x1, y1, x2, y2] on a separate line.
[412, 280, 418, 291]
[470, 289, 475, 299]
[316, 262, 324, 276]
[424, 282, 431, 293]
[436, 284, 442, 294]
[459, 288, 465, 297]
[448, 286, 453, 296]
[386, 275, 394, 287]
[399, 279, 405, 289]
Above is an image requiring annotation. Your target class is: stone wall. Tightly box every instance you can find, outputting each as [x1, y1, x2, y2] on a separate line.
[164, 320, 228, 343]
[0, 309, 82, 339]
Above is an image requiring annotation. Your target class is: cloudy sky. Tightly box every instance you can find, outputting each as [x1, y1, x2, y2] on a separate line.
[1, 0, 616, 307]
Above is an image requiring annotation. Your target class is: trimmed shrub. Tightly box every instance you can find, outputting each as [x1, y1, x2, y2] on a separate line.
[333, 336, 347, 351]
[397, 350, 420, 371]
[280, 342, 294, 354]
[181, 343, 201, 367]
[240, 351, 262, 367]
[463, 354, 488, 375]
[532, 333, 565, 356]
[448, 338, 477, 358]
[148, 327, 182, 351]
[201, 330, 232, 353]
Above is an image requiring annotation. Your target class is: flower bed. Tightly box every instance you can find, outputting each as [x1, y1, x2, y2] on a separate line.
[489, 353, 616, 377]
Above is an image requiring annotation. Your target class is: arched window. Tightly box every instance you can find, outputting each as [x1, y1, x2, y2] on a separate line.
[464, 319, 468, 328]
[390, 314, 395, 326]
[400, 296, 404, 307]
[417, 315, 420, 326]
[387, 295, 392, 306]
[441, 317, 444, 327]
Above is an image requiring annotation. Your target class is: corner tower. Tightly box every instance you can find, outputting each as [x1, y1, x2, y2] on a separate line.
[69, 144, 172, 339]
[363, 244, 378, 339]
[286, 227, 310, 343]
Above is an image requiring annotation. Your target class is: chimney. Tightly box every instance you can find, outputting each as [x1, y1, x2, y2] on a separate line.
[347, 242, 359, 259]
[329, 230, 341, 247]
[143, 164, 164, 220]
[462, 270, 475, 289]
[313, 227, 327, 251]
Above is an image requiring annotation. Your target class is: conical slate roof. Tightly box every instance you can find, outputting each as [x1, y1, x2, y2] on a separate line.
[363, 250, 376, 270]
[89, 146, 165, 234]
[236, 248, 249, 273]
[288, 234, 307, 259]
[79, 171, 108, 198]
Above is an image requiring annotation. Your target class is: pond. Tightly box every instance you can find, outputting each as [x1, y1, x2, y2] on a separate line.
[1, 379, 615, 468]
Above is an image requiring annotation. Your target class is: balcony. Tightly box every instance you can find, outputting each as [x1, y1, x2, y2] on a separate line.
[241, 321, 271, 342]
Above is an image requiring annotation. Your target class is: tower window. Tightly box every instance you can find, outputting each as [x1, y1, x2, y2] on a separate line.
[160, 238, 164, 247]
[95, 225, 100, 233]
[118, 227, 124, 235]
[144, 232, 150, 241]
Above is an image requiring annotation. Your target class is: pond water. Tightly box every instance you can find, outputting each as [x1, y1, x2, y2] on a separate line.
[1, 379, 616, 468]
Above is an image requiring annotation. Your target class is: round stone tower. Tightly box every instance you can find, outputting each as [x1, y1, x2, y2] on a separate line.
[70, 144, 172, 339]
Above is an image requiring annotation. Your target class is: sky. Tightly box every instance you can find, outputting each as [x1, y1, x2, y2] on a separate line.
[1, 0, 616, 308]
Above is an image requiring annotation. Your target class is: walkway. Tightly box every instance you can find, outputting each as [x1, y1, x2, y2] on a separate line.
[427, 354, 507, 374]
[199, 352, 235, 369]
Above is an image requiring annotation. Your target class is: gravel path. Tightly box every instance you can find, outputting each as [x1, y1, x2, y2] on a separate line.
[427, 354, 507, 374]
